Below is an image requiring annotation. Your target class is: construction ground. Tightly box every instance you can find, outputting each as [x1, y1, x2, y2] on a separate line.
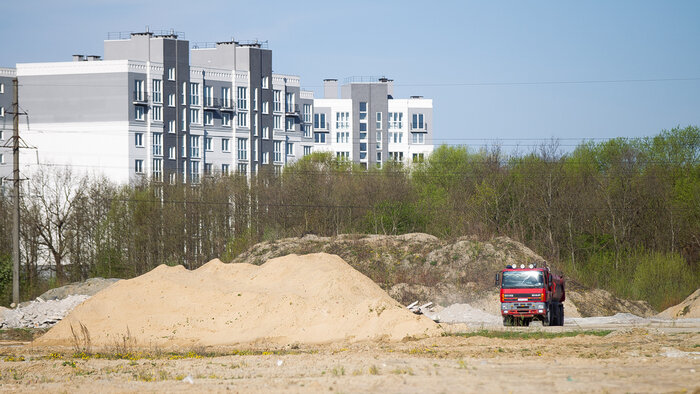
[0, 234, 698, 392]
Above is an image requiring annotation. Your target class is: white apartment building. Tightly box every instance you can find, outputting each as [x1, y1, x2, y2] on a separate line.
[313, 77, 433, 168]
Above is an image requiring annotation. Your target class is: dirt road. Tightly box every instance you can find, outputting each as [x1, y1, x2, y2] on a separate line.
[0, 326, 697, 393]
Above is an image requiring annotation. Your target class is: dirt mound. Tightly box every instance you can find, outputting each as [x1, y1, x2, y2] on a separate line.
[232, 234, 656, 317]
[657, 288, 700, 319]
[34, 253, 439, 349]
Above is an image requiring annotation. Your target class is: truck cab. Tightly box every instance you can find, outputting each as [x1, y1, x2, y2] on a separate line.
[495, 263, 565, 326]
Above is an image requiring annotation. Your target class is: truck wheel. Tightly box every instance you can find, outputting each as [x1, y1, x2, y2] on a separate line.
[558, 304, 565, 326]
[543, 308, 551, 326]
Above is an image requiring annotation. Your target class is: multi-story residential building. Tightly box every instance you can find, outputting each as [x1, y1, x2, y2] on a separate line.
[0, 68, 15, 186]
[313, 77, 433, 168]
[14, 31, 313, 184]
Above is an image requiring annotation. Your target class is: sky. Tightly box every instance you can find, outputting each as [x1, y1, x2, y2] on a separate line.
[2, 0, 699, 151]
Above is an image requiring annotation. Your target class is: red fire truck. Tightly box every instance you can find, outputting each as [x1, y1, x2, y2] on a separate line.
[495, 263, 565, 326]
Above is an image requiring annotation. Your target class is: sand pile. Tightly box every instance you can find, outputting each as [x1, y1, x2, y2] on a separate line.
[423, 304, 502, 325]
[34, 253, 439, 348]
[657, 288, 700, 319]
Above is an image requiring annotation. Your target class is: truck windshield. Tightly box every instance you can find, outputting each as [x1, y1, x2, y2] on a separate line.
[502, 271, 544, 289]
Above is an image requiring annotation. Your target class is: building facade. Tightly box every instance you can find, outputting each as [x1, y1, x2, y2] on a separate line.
[15, 32, 314, 184]
[9, 32, 433, 185]
[313, 77, 433, 168]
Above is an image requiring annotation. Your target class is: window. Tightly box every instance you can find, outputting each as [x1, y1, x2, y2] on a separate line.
[253, 88, 258, 110]
[263, 126, 270, 139]
[303, 104, 312, 123]
[222, 164, 231, 175]
[167, 68, 175, 80]
[389, 112, 403, 129]
[336, 131, 349, 143]
[411, 133, 425, 144]
[152, 79, 162, 103]
[236, 163, 246, 174]
[168, 120, 176, 133]
[376, 152, 382, 162]
[152, 158, 162, 181]
[389, 152, 404, 162]
[285, 92, 295, 112]
[222, 112, 231, 126]
[204, 110, 213, 126]
[190, 108, 200, 124]
[0, 107, 4, 117]
[134, 79, 144, 101]
[273, 90, 281, 112]
[314, 113, 326, 129]
[168, 146, 176, 159]
[181, 135, 187, 157]
[262, 152, 269, 164]
[390, 131, 403, 143]
[221, 87, 231, 108]
[237, 138, 248, 160]
[262, 76, 269, 89]
[237, 112, 248, 128]
[134, 106, 145, 121]
[336, 152, 349, 160]
[412, 153, 425, 162]
[303, 123, 312, 138]
[252, 116, 257, 136]
[0, 83, 4, 93]
[134, 159, 143, 174]
[134, 133, 143, 147]
[303, 146, 312, 156]
[181, 108, 187, 130]
[286, 117, 294, 131]
[335, 112, 350, 129]
[152, 133, 162, 156]
[181, 82, 187, 103]
[273, 115, 282, 130]
[251, 139, 257, 160]
[169, 172, 176, 184]
[204, 85, 213, 107]
[205, 137, 212, 151]
[411, 113, 424, 130]
[190, 83, 200, 105]
[262, 101, 269, 114]
[0, 153, 4, 164]
[314, 132, 327, 143]
[359, 102, 367, 133]
[168, 94, 175, 107]
[286, 142, 294, 156]
[191, 161, 200, 183]
[152, 105, 162, 121]
[237, 87, 247, 110]
[376, 112, 382, 130]
[274, 141, 282, 162]
[222, 138, 230, 152]
[205, 163, 213, 175]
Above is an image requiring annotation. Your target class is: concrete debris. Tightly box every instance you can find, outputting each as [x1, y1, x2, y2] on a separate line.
[1, 294, 89, 329]
[38, 277, 120, 301]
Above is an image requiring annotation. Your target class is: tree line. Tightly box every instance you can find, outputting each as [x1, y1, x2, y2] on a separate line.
[0, 126, 698, 310]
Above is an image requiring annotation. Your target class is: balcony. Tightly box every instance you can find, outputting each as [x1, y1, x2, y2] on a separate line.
[285, 103, 300, 116]
[203, 98, 222, 109]
[409, 122, 429, 132]
[133, 91, 149, 104]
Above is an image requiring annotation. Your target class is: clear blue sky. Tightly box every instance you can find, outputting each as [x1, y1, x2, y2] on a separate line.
[2, 0, 699, 150]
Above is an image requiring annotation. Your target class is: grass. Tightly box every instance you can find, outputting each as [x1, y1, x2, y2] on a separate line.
[0, 328, 47, 341]
[445, 329, 612, 340]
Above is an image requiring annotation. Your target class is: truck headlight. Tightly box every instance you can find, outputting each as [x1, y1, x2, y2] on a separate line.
[534, 303, 545, 310]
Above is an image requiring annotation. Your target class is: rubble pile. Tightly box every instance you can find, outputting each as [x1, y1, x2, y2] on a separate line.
[1, 295, 89, 329]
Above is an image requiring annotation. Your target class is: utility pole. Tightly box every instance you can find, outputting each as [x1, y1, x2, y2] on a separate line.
[12, 77, 20, 306]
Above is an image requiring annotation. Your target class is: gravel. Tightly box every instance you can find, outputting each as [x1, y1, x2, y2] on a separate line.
[1, 295, 89, 329]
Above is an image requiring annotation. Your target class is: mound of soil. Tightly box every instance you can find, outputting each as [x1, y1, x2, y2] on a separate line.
[232, 234, 656, 317]
[38, 278, 120, 301]
[657, 288, 700, 319]
[33, 253, 438, 349]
